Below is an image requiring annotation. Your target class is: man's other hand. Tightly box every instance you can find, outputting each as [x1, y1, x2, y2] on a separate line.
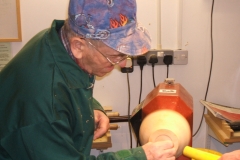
[93, 110, 109, 140]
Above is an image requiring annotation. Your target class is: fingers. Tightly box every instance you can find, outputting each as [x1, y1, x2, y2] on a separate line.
[159, 147, 176, 159]
[142, 140, 176, 160]
[218, 150, 240, 160]
[152, 145, 176, 160]
[93, 110, 109, 140]
[154, 140, 175, 150]
[93, 122, 109, 140]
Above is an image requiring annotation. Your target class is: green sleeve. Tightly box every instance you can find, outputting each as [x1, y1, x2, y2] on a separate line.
[96, 147, 147, 160]
[90, 99, 147, 159]
[1, 114, 147, 160]
[92, 97, 105, 113]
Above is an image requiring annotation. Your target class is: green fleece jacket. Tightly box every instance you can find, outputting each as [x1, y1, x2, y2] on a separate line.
[0, 20, 146, 160]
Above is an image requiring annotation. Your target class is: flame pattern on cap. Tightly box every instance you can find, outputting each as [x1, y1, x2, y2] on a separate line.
[110, 14, 128, 29]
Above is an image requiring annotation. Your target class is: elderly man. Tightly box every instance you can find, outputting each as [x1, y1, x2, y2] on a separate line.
[0, 0, 176, 159]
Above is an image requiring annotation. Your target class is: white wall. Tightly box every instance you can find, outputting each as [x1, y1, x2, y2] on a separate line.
[9, 0, 240, 156]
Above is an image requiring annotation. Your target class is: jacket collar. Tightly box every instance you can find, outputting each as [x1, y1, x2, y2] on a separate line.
[47, 20, 94, 89]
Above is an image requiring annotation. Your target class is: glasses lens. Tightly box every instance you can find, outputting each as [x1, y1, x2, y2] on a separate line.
[109, 55, 128, 64]
[87, 39, 128, 64]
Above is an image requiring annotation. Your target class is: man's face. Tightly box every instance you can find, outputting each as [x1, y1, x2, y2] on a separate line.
[72, 38, 127, 77]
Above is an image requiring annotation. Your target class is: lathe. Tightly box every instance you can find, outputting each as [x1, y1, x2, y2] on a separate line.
[93, 78, 222, 160]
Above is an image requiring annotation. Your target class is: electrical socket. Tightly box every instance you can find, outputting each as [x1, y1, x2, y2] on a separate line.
[173, 50, 188, 65]
[132, 49, 174, 66]
[121, 57, 134, 73]
[132, 49, 188, 66]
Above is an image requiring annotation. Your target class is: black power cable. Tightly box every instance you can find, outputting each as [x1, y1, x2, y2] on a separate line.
[120, 57, 134, 148]
[126, 72, 133, 148]
[137, 56, 147, 104]
[149, 54, 158, 88]
[193, 0, 215, 137]
[121, 57, 133, 148]
[136, 55, 147, 147]
[163, 55, 173, 78]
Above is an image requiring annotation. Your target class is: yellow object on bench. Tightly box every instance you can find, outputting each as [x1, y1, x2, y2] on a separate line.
[183, 146, 222, 160]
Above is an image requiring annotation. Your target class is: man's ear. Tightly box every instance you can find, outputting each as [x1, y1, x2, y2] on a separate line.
[70, 37, 85, 59]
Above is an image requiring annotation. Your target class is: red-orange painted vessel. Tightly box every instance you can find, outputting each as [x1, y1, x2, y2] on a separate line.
[141, 82, 193, 160]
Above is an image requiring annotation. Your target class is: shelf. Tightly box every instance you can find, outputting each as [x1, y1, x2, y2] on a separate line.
[204, 112, 240, 145]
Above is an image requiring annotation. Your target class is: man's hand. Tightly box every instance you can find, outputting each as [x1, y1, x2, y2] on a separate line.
[93, 110, 109, 140]
[218, 150, 240, 160]
[142, 140, 176, 160]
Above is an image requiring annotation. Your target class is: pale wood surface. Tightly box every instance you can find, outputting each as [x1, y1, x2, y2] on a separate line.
[204, 112, 240, 144]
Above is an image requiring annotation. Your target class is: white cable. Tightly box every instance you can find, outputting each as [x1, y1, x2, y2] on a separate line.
[177, 0, 183, 49]
[156, 0, 162, 49]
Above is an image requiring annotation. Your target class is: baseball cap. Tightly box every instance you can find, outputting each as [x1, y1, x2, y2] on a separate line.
[68, 0, 151, 56]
